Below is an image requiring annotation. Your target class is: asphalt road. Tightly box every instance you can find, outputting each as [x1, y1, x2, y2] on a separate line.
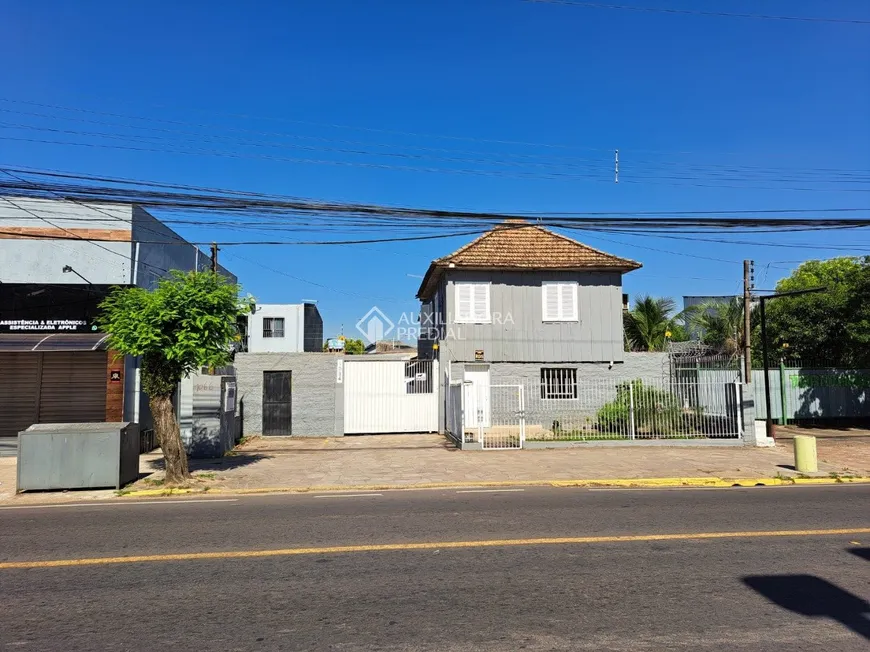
[1, 485, 868, 651]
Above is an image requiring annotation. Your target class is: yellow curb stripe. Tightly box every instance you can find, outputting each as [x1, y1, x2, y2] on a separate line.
[116, 476, 870, 498]
[2, 527, 868, 570]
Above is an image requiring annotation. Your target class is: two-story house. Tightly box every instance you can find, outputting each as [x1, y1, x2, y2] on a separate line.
[416, 220, 641, 411]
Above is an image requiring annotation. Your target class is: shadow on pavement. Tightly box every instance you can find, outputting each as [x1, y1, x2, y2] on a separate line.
[144, 453, 273, 473]
[743, 574, 870, 640]
[848, 548, 870, 562]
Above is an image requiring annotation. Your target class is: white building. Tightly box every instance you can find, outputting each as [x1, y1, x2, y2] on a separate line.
[245, 303, 323, 353]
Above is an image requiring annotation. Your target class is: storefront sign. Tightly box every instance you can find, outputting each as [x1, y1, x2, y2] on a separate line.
[475, 349, 485, 361]
[0, 319, 90, 332]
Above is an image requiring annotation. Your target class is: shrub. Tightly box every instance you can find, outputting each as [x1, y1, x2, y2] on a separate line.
[596, 380, 684, 435]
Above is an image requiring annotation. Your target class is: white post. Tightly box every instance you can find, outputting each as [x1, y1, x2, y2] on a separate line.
[629, 382, 637, 440]
[519, 385, 525, 448]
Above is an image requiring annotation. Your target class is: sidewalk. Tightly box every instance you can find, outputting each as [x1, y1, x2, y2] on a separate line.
[130, 433, 870, 493]
[2, 434, 868, 503]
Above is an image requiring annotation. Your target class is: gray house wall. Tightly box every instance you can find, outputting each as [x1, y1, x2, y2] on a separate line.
[439, 270, 625, 363]
[235, 353, 343, 436]
[448, 352, 668, 384]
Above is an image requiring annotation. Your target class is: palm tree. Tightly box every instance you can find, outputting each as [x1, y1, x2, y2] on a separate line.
[624, 296, 683, 352]
[685, 297, 744, 355]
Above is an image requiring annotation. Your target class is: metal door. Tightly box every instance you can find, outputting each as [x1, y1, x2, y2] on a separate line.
[262, 371, 291, 436]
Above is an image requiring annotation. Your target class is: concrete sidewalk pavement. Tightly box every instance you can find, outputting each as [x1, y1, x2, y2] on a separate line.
[2, 433, 869, 503]
[130, 433, 870, 494]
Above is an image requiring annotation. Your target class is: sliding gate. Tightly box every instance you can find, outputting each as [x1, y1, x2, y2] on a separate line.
[343, 359, 439, 434]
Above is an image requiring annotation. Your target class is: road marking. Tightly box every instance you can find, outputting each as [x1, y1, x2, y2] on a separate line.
[456, 489, 526, 494]
[2, 527, 869, 570]
[0, 499, 238, 511]
[313, 493, 383, 499]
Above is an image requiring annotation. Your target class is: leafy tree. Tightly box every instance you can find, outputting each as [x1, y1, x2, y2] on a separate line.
[623, 296, 686, 352]
[98, 271, 249, 485]
[685, 297, 745, 356]
[756, 257, 870, 367]
[344, 338, 365, 355]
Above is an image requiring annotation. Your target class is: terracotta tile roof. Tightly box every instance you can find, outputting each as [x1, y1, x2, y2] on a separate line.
[417, 222, 641, 298]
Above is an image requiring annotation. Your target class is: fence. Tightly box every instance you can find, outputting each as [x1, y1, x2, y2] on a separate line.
[458, 376, 742, 448]
[752, 366, 870, 421]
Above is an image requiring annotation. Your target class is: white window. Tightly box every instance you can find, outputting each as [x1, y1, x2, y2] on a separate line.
[262, 317, 285, 338]
[455, 282, 491, 323]
[542, 282, 578, 322]
[541, 368, 578, 400]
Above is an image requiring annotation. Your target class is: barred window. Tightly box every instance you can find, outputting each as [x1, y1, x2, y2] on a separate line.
[541, 368, 577, 399]
[263, 317, 285, 338]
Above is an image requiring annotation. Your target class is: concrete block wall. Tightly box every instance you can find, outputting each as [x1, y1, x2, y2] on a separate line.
[235, 353, 344, 436]
[449, 352, 669, 384]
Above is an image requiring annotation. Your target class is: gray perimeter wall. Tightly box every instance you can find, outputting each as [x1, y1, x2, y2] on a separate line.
[448, 352, 668, 384]
[235, 353, 343, 436]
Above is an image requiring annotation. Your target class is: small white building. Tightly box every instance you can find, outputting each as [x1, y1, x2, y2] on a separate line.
[245, 303, 323, 353]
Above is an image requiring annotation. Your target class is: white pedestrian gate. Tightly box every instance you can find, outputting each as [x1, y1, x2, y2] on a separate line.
[464, 382, 525, 449]
[343, 359, 439, 434]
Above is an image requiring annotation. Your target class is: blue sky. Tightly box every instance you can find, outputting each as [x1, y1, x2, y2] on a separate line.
[1, 0, 868, 339]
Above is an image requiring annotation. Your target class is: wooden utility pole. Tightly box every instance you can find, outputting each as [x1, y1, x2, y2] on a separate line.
[210, 242, 219, 273]
[743, 259, 753, 383]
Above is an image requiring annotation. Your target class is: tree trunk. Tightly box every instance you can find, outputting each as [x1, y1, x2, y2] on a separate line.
[150, 393, 190, 485]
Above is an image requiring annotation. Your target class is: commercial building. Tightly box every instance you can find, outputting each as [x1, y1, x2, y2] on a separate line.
[0, 196, 237, 444]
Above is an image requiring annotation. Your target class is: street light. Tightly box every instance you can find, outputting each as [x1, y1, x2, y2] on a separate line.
[757, 287, 825, 439]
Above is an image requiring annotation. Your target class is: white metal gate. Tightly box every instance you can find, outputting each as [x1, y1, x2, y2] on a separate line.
[343, 359, 439, 434]
[464, 382, 525, 449]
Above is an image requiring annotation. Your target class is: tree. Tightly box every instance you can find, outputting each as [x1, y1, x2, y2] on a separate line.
[344, 338, 365, 355]
[685, 297, 745, 356]
[98, 271, 249, 484]
[756, 256, 870, 367]
[623, 296, 686, 352]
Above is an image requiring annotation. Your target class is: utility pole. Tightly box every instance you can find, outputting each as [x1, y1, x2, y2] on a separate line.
[210, 242, 219, 273]
[743, 260, 753, 383]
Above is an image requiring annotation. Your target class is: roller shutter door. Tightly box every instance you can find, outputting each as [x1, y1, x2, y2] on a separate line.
[0, 353, 40, 438]
[38, 352, 107, 423]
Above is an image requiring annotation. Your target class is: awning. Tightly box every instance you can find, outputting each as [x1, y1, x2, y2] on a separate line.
[0, 333, 110, 352]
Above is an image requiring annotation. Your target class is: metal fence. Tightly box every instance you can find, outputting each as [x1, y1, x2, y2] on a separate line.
[752, 367, 870, 421]
[456, 377, 742, 448]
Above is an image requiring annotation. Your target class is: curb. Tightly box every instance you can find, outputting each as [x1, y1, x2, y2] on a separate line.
[118, 475, 870, 498]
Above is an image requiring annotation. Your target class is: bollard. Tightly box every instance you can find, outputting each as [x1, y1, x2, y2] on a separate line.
[793, 435, 818, 473]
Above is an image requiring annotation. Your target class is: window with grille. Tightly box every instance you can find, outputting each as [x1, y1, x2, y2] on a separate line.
[541, 368, 578, 399]
[262, 317, 285, 338]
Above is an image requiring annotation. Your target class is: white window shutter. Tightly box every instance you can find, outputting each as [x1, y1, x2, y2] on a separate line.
[543, 283, 560, 321]
[472, 284, 490, 322]
[560, 283, 577, 320]
[456, 284, 473, 322]
[543, 282, 578, 321]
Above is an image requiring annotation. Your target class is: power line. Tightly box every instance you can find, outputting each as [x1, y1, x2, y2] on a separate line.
[3, 166, 870, 232]
[525, 0, 870, 25]
[3, 102, 867, 182]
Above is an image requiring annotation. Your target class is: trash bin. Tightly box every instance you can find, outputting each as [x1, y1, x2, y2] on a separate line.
[17, 422, 140, 492]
